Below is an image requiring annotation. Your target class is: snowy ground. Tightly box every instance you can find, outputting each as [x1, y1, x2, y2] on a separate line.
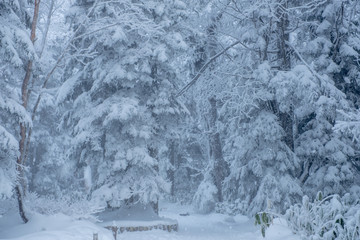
[0, 201, 299, 240]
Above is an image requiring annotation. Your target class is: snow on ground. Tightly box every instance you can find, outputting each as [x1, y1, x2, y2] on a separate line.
[0, 212, 113, 240]
[0, 201, 299, 240]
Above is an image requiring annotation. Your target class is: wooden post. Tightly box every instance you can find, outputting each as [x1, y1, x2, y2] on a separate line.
[93, 233, 98, 240]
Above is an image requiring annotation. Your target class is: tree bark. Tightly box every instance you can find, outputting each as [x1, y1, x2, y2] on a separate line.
[15, 185, 28, 223]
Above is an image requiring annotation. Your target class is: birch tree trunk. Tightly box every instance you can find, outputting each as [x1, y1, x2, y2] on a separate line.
[16, 0, 41, 224]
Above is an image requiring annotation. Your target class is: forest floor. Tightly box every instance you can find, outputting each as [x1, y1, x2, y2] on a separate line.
[0, 200, 299, 240]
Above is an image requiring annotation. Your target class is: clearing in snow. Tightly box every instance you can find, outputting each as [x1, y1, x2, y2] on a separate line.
[0, 200, 299, 240]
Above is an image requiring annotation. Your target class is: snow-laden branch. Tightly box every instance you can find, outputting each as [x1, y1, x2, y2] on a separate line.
[24, 0, 101, 165]
[287, 41, 346, 100]
[31, 0, 100, 118]
[176, 40, 240, 97]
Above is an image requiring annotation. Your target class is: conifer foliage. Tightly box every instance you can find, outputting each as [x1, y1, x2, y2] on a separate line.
[58, 0, 187, 209]
[0, 1, 360, 234]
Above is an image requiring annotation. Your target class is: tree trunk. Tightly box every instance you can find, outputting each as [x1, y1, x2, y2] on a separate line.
[204, 3, 231, 204]
[208, 97, 229, 202]
[279, 109, 294, 151]
[15, 185, 28, 223]
[150, 200, 159, 215]
[275, 0, 294, 151]
[276, 1, 290, 71]
[168, 141, 176, 197]
[16, 0, 41, 224]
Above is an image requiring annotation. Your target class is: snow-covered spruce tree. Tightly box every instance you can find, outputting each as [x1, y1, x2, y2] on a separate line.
[212, 0, 360, 215]
[168, 125, 208, 203]
[185, 0, 304, 215]
[145, 0, 205, 204]
[186, 0, 236, 213]
[58, 0, 188, 211]
[288, 0, 360, 197]
[27, 96, 73, 198]
[0, 88, 20, 201]
[24, 0, 79, 199]
[220, 64, 304, 215]
[0, 0, 40, 222]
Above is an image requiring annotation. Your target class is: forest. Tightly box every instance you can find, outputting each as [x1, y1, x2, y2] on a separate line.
[1, 0, 360, 239]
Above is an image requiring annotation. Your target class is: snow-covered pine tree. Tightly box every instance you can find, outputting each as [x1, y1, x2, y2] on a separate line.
[185, 0, 236, 213]
[24, 0, 81, 199]
[217, 0, 360, 215]
[187, 0, 305, 215]
[287, 0, 360, 197]
[0, 0, 40, 222]
[58, 0, 188, 211]
[220, 63, 304, 215]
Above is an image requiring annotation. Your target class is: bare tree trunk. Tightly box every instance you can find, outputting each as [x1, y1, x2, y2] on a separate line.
[16, 0, 41, 224]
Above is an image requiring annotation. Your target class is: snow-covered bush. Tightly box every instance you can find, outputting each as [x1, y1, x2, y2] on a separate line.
[24, 192, 104, 221]
[193, 177, 218, 214]
[285, 192, 360, 240]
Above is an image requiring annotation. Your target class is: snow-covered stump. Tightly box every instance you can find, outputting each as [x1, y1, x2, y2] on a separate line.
[98, 204, 178, 238]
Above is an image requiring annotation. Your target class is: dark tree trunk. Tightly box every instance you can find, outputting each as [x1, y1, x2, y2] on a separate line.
[150, 200, 159, 215]
[203, 3, 231, 203]
[279, 110, 294, 151]
[275, 0, 295, 151]
[276, 1, 290, 71]
[168, 141, 176, 197]
[208, 97, 229, 202]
